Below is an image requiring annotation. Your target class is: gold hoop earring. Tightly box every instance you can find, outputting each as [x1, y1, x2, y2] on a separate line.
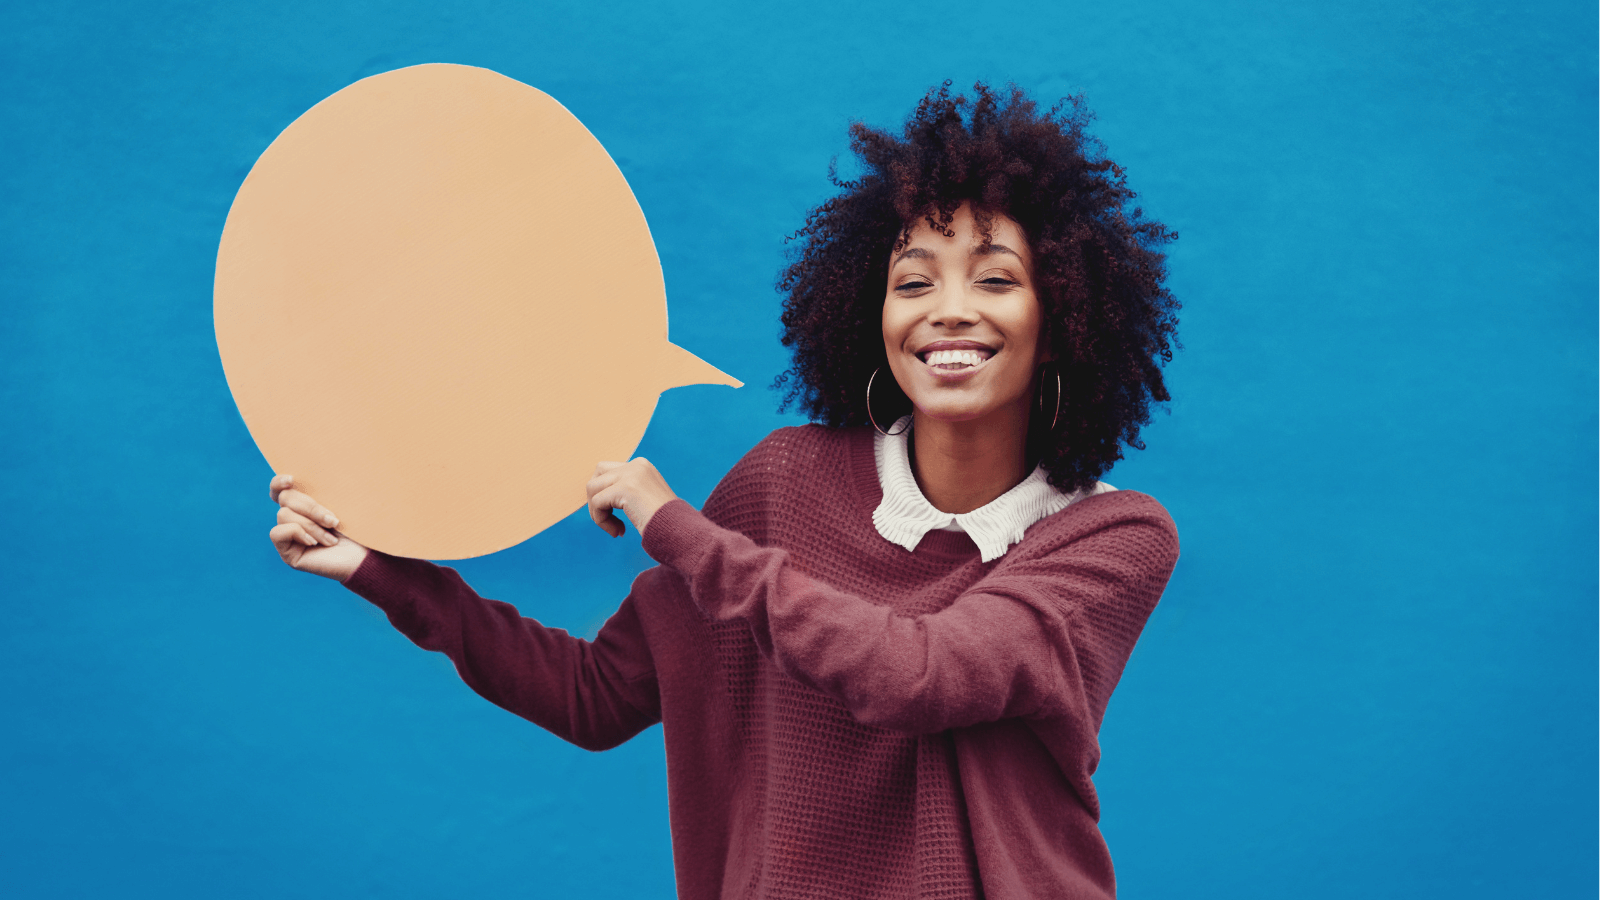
[1037, 363, 1061, 431]
[867, 367, 911, 436]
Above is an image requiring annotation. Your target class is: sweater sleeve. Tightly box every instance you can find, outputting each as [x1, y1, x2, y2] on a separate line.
[343, 550, 662, 751]
[640, 495, 1176, 736]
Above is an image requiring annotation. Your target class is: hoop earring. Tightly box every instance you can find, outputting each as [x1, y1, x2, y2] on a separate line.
[1037, 363, 1062, 431]
[867, 367, 911, 436]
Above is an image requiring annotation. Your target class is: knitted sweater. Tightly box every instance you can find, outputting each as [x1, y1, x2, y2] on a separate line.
[345, 424, 1179, 899]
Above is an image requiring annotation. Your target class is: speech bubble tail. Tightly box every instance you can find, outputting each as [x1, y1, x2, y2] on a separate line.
[657, 341, 742, 391]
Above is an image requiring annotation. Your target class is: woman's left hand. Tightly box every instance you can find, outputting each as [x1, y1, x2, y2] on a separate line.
[586, 458, 679, 538]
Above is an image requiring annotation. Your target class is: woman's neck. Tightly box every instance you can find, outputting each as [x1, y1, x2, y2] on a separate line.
[908, 405, 1032, 514]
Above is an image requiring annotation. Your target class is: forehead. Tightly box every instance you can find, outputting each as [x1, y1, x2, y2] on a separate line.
[896, 206, 1032, 267]
[899, 206, 1029, 253]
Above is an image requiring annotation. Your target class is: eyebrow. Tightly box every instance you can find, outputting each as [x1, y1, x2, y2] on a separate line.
[978, 243, 1020, 259]
[891, 243, 1023, 265]
[892, 247, 935, 264]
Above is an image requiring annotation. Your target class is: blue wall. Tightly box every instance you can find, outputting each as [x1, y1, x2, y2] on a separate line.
[2, 1, 1593, 897]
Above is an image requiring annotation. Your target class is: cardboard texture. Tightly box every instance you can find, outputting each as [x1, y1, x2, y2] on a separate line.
[215, 64, 740, 560]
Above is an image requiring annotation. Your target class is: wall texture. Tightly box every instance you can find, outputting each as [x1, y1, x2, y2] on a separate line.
[2, 1, 1594, 896]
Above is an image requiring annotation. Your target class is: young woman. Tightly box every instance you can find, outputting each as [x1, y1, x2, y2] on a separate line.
[269, 83, 1181, 899]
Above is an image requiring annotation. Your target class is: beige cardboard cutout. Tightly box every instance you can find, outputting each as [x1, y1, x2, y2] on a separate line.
[215, 64, 740, 560]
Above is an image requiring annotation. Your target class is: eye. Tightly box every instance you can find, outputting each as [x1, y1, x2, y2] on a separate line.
[895, 279, 934, 292]
[979, 276, 1019, 289]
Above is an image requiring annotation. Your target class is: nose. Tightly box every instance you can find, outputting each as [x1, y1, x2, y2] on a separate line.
[927, 283, 981, 328]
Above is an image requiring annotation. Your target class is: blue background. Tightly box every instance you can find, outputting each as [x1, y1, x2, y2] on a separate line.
[3, 1, 1594, 897]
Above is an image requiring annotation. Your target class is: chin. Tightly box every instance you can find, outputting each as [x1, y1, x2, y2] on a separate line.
[910, 399, 1001, 424]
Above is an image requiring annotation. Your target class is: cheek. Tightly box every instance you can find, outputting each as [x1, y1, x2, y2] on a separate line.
[881, 304, 907, 355]
[880, 307, 921, 396]
[1017, 298, 1046, 361]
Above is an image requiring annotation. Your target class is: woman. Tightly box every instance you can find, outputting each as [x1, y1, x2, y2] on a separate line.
[270, 83, 1181, 899]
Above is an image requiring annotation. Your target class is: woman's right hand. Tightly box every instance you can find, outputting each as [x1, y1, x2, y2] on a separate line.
[269, 474, 369, 582]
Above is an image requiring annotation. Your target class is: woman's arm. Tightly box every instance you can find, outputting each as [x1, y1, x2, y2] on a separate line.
[343, 552, 662, 751]
[269, 474, 661, 751]
[639, 493, 1177, 736]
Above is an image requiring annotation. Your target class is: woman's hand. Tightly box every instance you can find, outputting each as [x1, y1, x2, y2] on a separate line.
[586, 459, 678, 538]
[269, 474, 369, 582]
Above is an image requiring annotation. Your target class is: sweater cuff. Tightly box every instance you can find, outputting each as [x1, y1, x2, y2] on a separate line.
[343, 548, 423, 616]
[641, 498, 717, 576]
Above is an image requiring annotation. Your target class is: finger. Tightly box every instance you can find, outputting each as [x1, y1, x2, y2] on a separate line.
[590, 504, 624, 538]
[277, 506, 340, 546]
[269, 474, 294, 503]
[270, 522, 318, 551]
[277, 488, 340, 530]
[593, 461, 626, 477]
[587, 485, 626, 538]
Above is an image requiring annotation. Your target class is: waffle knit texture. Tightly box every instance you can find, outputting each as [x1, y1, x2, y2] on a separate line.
[344, 424, 1179, 899]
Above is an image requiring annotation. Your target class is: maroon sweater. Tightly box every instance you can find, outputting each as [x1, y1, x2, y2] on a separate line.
[345, 424, 1179, 899]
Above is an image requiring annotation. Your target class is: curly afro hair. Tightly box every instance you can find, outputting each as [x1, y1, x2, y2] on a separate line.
[774, 82, 1180, 494]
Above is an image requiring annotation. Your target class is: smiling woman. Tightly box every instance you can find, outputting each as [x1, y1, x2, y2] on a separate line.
[777, 83, 1180, 500]
[882, 203, 1047, 513]
[270, 81, 1181, 900]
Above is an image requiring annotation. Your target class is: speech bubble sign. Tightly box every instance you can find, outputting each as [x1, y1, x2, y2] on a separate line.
[215, 64, 739, 560]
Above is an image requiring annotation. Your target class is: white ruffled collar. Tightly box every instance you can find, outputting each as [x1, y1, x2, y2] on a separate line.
[872, 416, 1113, 562]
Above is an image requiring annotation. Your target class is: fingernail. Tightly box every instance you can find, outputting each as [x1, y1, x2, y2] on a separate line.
[326, 517, 339, 528]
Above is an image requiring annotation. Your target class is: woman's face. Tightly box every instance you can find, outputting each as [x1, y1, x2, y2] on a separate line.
[882, 202, 1045, 429]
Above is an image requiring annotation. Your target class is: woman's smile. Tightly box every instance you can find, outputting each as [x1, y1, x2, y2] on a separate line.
[883, 202, 1044, 425]
[918, 341, 996, 374]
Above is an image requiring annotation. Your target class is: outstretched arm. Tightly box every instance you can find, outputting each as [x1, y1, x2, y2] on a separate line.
[343, 552, 662, 751]
[267, 474, 661, 751]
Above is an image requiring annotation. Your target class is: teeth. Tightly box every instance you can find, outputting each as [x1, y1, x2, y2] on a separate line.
[924, 349, 991, 368]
